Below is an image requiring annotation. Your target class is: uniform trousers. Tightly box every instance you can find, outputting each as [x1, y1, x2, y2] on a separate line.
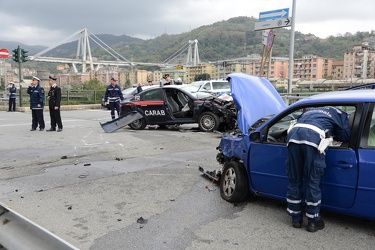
[31, 109, 45, 129]
[49, 106, 63, 129]
[286, 142, 325, 222]
[109, 101, 120, 120]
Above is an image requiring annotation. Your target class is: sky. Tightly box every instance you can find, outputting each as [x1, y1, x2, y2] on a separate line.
[0, 0, 374, 46]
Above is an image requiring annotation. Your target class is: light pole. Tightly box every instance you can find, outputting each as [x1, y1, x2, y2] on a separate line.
[288, 0, 297, 94]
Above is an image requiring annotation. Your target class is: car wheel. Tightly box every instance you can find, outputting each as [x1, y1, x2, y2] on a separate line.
[220, 161, 249, 203]
[129, 118, 147, 130]
[198, 112, 219, 132]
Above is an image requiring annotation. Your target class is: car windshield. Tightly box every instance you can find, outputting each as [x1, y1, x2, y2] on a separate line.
[181, 85, 201, 93]
[122, 87, 136, 95]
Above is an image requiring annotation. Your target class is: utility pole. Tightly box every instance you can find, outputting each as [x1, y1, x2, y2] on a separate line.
[288, 0, 297, 94]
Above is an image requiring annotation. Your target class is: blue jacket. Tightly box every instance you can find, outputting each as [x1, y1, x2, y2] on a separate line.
[104, 84, 124, 102]
[27, 84, 45, 109]
[287, 107, 351, 149]
[9, 86, 17, 98]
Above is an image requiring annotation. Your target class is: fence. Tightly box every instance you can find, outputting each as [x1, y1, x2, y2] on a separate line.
[12, 89, 106, 107]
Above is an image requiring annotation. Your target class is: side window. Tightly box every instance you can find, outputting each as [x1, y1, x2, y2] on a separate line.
[212, 81, 230, 90]
[265, 105, 355, 147]
[360, 105, 375, 148]
[140, 89, 163, 101]
[266, 109, 301, 144]
[202, 83, 211, 91]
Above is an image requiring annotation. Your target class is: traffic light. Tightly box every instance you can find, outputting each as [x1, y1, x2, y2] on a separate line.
[12, 48, 19, 62]
[21, 49, 29, 62]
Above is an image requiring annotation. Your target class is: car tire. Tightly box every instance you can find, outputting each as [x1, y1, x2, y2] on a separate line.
[129, 118, 147, 130]
[198, 112, 219, 132]
[220, 161, 249, 203]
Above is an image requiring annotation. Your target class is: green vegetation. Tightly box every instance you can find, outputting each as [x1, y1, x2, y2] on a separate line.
[13, 16, 375, 73]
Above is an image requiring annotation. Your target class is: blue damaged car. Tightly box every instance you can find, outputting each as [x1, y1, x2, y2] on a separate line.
[215, 73, 375, 221]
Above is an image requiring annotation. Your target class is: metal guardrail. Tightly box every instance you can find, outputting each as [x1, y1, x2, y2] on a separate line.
[2, 90, 105, 107]
[0, 203, 79, 250]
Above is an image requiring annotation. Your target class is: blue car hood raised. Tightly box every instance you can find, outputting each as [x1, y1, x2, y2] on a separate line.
[228, 73, 287, 134]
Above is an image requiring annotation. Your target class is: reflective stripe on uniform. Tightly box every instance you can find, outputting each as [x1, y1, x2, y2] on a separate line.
[286, 198, 302, 204]
[306, 200, 321, 207]
[287, 208, 301, 215]
[306, 212, 320, 219]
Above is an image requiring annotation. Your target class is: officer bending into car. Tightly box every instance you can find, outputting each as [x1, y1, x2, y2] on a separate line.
[286, 106, 351, 232]
[104, 77, 124, 120]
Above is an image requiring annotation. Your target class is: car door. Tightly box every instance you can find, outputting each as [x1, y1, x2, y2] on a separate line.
[136, 88, 167, 124]
[248, 104, 358, 209]
[355, 103, 375, 217]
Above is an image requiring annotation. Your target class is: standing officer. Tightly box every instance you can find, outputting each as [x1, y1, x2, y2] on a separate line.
[104, 77, 124, 120]
[46, 75, 63, 132]
[163, 74, 171, 85]
[286, 106, 351, 232]
[27, 76, 45, 131]
[8, 82, 17, 112]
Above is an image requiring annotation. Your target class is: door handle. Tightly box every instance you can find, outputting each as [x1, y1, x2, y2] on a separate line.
[335, 163, 352, 169]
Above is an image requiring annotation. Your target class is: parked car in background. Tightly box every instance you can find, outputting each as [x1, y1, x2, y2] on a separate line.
[214, 73, 375, 221]
[119, 85, 236, 132]
[190, 79, 231, 95]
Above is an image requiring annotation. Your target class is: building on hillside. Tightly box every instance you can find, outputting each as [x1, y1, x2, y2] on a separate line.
[254, 57, 289, 79]
[331, 61, 344, 80]
[344, 42, 375, 80]
[293, 54, 333, 80]
[136, 70, 148, 85]
[185, 63, 213, 83]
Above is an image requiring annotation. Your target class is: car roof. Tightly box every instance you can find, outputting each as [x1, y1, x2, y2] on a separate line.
[294, 89, 375, 105]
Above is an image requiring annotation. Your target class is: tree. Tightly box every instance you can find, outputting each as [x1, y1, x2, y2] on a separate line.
[84, 79, 106, 91]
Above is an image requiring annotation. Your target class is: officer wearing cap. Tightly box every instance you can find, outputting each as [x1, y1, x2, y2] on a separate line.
[27, 76, 45, 131]
[46, 75, 63, 132]
[163, 74, 171, 86]
[8, 82, 17, 112]
[104, 77, 124, 120]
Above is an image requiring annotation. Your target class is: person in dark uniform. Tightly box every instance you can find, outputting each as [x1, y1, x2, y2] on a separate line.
[163, 74, 171, 86]
[104, 77, 124, 120]
[8, 82, 17, 112]
[46, 75, 63, 132]
[27, 76, 45, 131]
[286, 106, 351, 232]
[136, 82, 143, 93]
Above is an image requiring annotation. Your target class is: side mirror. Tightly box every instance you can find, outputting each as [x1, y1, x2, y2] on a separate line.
[250, 132, 261, 142]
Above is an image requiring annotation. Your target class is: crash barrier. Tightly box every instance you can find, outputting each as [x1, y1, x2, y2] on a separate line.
[0, 203, 79, 250]
[280, 92, 319, 106]
[12, 89, 105, 107]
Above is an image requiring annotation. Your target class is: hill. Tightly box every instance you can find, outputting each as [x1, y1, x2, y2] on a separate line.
[2, 16, 375, 70]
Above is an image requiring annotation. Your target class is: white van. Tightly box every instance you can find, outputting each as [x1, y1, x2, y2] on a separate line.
[190, 79, 231, 95]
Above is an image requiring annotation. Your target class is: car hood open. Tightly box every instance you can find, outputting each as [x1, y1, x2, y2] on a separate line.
[227, 73, 287, 134]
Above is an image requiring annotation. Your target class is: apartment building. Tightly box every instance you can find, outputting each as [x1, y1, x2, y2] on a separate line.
[344, 42, 375, 80]
[332, 61, 344, 80]
[293, 54, 333, 80]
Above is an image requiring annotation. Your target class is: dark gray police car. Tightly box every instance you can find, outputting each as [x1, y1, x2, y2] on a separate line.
[119, 85, 236, 132]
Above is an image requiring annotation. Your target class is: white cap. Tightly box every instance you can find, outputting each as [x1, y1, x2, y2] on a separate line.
[32, 76, 40, 82]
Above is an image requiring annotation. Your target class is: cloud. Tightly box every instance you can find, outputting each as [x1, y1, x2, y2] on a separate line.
[0, 0, 374, 46]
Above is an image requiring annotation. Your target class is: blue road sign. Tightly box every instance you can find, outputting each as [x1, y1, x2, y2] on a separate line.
[259, 8, 289, 21]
